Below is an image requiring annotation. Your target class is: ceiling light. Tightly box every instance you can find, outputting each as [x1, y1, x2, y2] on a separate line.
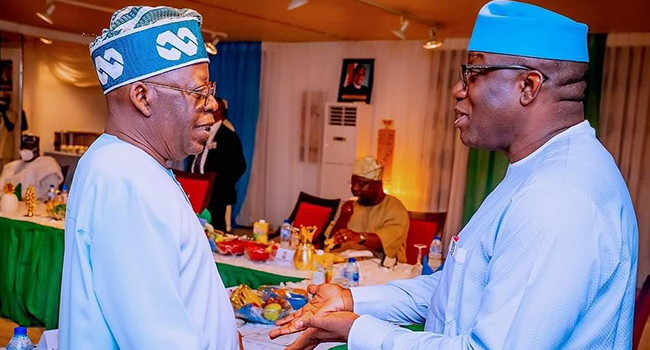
[392, 16, 409, 40]
[423, 28, 443, 49]
[40, 38, 53, 44]
[36, 1, 56, 25]
[287, 0, 308, 10]
[204, 32, 224, 56]
[205, 42, 217, 55]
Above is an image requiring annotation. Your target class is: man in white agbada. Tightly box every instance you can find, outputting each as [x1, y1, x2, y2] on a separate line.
[58, 6, 238, 350]
[0, 135, 63, 200]
[271, 1, 638, 349]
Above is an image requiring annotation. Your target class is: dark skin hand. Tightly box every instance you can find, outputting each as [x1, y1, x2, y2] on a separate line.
[271, 283, 353, 338]
[279, 312, 359, 350]
[330, 228, 382, 252]
[271, 284, 358, 350]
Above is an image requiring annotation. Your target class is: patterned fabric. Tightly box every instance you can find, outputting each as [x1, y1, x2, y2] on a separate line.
[353, 156, 383, 180]
[348, 121, 638, 349]
[90, 6, 209, 94]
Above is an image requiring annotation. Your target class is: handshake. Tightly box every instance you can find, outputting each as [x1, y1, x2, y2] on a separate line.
[269, 283, 359, 350]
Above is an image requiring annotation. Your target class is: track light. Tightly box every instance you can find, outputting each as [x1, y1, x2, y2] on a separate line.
[392, 16, 409, 40]
[36, 1, 56, 25]
[203, 31, 227, 56]
[287, 0, 308, 10]
[205, 41, 217, 55]
[40, 38, 53, 44]
[423, 28, 443, 49]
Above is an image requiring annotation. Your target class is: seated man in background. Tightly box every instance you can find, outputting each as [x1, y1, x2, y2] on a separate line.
[0, 134, 63, 200]
[327, 156, 409, 263]
[190, 97, 246, 232]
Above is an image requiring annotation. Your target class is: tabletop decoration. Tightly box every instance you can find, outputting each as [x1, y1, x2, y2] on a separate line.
[24, 185, 36, 217]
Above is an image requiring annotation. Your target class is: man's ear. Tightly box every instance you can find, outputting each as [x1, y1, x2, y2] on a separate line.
[130, 82, 152, 117]
[520, 71, 544, 106]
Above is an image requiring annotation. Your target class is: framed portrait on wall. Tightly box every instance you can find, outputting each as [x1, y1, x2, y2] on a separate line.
[337, 59, 374, 104]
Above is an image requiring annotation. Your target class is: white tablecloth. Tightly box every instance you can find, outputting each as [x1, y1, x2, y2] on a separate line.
[215, 252, 416, 287]
[0, 201, 65, 230]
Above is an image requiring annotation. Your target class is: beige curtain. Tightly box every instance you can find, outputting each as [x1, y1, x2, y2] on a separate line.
[418, 40, 469, 252]
[599, 33, 650, 287]
[41, 40, 98, 88]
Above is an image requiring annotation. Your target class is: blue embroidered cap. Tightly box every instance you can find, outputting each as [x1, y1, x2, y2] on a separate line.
[90, 6, 209, 94]
[468, 1, 589, 63]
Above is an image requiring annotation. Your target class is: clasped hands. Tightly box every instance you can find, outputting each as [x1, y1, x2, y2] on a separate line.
[269, 283, 359, 350]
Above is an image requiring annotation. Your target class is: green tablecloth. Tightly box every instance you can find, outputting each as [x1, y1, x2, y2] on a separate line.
[329, 324, 425, 350]
[0, 217, 64, 330]
[217, 262, 305, 289]
[0, 217, 306, 329]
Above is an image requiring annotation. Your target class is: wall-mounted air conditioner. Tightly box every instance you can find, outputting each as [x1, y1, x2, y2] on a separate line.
[319, 102, 374, 200]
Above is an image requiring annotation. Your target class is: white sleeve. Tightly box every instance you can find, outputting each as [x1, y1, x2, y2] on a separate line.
[351, 271, 440, 325]
[90, 181, 208, 350]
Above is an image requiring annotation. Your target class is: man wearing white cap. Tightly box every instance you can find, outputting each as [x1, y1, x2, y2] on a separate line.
[58, 6, 238, 350]
[271, 1, 638, 349]
[327, 156, 409, 262]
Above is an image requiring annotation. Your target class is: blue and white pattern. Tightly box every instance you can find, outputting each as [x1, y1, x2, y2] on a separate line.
[90, 6, 209, 94]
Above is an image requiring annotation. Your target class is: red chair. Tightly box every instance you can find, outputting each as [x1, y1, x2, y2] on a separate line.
[405, 212, 447, 265]
[277, 192, 340, 246]
[173, 170, 216, 214]
[634, 274, 650, 350]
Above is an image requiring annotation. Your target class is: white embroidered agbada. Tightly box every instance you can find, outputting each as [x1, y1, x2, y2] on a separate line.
[59, 134, 238, 350]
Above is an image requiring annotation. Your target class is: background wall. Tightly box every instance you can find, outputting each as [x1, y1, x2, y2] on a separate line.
[22, 38, 106, 154]
[239, 40, 470, 245]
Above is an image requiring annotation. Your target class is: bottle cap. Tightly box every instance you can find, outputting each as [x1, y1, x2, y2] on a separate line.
[284, 219, 290, 223]
[316, 250, 324, 255]
[14, 326, 27, 335]
[348, 257, 356, 262]
[63, 184, 69, 191]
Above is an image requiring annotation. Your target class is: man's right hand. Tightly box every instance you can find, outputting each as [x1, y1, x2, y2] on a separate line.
[270, 283, 353, 339]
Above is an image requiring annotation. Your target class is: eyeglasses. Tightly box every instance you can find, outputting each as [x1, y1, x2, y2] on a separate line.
[143, 81, 216, 108]
[460, 64, 548, 90]
[349, 178, 375, 189]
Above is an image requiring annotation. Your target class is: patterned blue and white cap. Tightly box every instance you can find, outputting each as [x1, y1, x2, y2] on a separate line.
[90, 6, 209, 94]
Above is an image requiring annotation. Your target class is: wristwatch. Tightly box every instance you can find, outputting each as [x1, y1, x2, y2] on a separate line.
[358, 232, 367, 245]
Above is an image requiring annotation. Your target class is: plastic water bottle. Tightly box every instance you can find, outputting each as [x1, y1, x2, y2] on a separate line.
[46, 185, 56, 202]
[343, 258, 360, 287]
[428, 236, 443, 272]
[6, 326, 34, 350]
[280, 220, 292, 248]
[61, 184, 69, 203]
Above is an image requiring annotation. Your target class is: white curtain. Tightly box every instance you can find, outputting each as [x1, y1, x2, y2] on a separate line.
[599, 32, 650, 287]
[239, 40, 470, 246]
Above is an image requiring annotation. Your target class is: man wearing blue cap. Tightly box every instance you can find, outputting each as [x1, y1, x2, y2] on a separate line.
[58, 6, 239, 350]
[270, 1, 638, 349]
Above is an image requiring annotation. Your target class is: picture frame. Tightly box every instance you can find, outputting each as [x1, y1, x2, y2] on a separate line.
[337, 58, 374, 104]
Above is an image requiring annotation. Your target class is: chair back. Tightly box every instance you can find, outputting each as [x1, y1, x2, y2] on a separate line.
[284, 192, 340, 243]
[173, 170, 216, 214]
[633, 274, 650, 350]
[405, 212, 447, 265]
